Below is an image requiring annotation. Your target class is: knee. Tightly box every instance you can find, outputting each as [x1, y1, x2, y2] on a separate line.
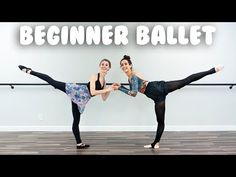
[72, 122, 79, 129]
[158, 122, 165, 129]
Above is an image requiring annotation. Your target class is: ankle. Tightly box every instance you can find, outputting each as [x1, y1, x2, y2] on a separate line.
[154, 143, 159, 149]
[22, 68, 31, 74]
[151, 142, 160, 149]
[144, 142, 160, 149]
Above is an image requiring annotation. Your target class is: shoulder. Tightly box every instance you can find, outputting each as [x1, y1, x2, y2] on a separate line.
[131, 75, 139, 81]
[90, 74, 97, 79]
[89, 74, 97, 82]
[134, 71, 143, 78]
[131, 74, 138, 79]
[133, 71, 146, 81]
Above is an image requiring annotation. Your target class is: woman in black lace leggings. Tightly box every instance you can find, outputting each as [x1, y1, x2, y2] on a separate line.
[114, 55, 224, 149]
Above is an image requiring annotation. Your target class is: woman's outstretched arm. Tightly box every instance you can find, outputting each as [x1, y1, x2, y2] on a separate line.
[117, 76, 138, 97]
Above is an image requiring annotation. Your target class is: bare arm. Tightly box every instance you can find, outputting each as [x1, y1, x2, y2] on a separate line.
[89, 74, 113, 97]
[101, 83, 111, 101]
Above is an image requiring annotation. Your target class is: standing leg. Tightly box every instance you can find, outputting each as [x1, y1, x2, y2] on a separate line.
[165, 66, 223, 93]
[144, 100, 165, 149]
[18, 65, 65, 92]
[71, 101, 90, 149]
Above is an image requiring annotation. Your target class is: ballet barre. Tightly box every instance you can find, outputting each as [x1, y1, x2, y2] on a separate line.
[0, 83, 235, 89]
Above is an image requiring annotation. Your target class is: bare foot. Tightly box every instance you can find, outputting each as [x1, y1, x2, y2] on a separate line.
[215, 65, 224, 72]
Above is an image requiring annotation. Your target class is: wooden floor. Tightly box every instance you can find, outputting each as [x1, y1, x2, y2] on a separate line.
[0, 131, 236, 155]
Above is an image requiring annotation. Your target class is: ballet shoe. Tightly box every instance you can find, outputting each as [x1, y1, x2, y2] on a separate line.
[76, 143, 90, 149]
[215, 65, 224, 72]
[144, 143, 159, 149]
[18, 65, 32, 74]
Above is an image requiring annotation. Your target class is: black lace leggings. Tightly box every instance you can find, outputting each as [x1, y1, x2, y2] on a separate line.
[151, 68, 216, 147]
[30, 70, 82, 144]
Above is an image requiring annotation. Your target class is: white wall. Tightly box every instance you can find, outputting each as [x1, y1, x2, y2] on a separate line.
[0, 22, 236, 131]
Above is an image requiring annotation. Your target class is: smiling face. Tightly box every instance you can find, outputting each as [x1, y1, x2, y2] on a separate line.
[99, 59, 111, 74]
[120, 59, 132, 74]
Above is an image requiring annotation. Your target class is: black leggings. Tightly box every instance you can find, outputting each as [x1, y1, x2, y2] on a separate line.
[151, 68, 216, 147]
[30, 71, 82, 144]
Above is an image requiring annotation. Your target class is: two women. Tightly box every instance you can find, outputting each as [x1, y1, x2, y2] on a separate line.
[19, 55, 224, 150]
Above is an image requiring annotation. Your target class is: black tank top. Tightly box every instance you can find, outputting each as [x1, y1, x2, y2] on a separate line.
[87, 73, 104, 97]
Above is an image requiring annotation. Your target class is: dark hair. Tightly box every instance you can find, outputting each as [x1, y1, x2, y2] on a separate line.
[100, 58, 111, 68]
[120, 55, 132, 66]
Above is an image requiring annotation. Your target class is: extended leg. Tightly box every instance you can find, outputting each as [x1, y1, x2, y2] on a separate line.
[165, 66, 223, 93]
[19, 65, 65, 92]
